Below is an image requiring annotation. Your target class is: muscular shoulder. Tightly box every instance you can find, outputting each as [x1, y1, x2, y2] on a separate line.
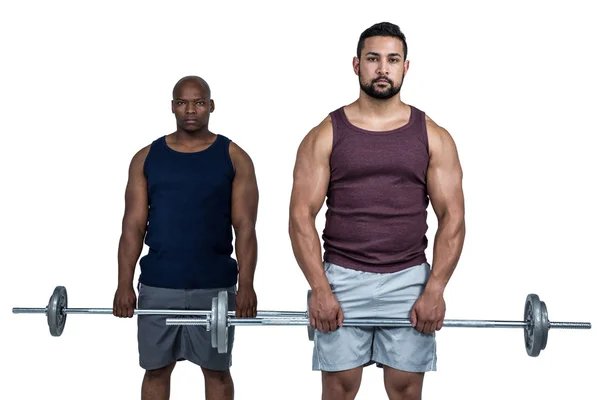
[227, 140, 255, 176]
[129, 144, 151, 173]
[299, 115, 333, 157]
[424, 114, 457, 158]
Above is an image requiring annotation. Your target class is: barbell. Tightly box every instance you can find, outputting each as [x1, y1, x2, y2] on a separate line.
[12, 286, 591, 357]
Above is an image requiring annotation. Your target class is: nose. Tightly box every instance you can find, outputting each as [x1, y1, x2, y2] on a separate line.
[377, 60, 390, 75]
[185, 103, 197, 114]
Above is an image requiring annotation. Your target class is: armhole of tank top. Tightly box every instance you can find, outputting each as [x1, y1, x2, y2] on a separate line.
[418, 109, 430, 156]
[222, 136, 235, 178]
[418, 110, 431, 175]
[330, 109, 345, 151]
[142, 139, 158, 178]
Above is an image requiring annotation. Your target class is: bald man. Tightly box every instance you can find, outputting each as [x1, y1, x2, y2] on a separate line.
[112, 76, 259, 400]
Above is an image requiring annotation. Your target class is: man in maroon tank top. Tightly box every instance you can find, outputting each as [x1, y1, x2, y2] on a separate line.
[289, 22, 466, 399]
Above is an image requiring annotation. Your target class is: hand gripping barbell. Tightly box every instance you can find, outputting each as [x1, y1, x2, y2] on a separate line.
[12, 286, 591, 357]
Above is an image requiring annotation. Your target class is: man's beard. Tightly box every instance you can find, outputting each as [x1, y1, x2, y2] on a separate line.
[359, 72, 403, 100]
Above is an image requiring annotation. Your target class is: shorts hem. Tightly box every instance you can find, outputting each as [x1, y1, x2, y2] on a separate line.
[312, 357, 373, 372]
[140, 358, 181, 371]
[186, 355, 233, 371]
[140, 356, 232, 372]
[372, 354, 437, 373]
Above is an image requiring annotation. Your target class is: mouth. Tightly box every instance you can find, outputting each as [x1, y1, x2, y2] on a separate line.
[375, 79, 390, 84]
[183, 119, 198, 123]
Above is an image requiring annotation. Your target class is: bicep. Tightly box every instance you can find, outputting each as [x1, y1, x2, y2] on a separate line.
[427, 125, 464, 219]
[230, 144, 259, 230]
[122, 148, 149, 232]
[290, 125, 332, 219]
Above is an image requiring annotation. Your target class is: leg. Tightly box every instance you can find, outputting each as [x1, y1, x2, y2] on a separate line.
[141, 362, 176, 400]
[202, 367, 234, 400]
[382, 367, 424, 400]
[137, 284, 186, 399]
[313, 262, 381, 399]
[184, 286, 237, 399]
[371, 263, 437, 399]
[322, 367, 363, 400]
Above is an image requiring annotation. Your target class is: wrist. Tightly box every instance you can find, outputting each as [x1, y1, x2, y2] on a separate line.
[118, 278, 134, 288]
[311, 281, 332, 293]
[238, 278, 254, 289]
[424, 275, 446, 295]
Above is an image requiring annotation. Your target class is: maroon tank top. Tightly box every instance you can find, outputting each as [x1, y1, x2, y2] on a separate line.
[322, 105, 430, 273]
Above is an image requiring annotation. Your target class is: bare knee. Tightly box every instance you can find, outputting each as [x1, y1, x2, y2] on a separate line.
[385, 383, 422, 400]
[144, 362, 176, 382]
[322, 369, 362, 400]
[202, 368, 232, 385]
[383, 369, 423, 400]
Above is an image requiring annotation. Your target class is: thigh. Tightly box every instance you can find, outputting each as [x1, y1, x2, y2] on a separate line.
[137, 283, 186, 370]
[372, 263, 437, 372]
[313, 325, 375, 372]
[313, 262, 379, 372]
[373, 325, 436, 372]
[183, 286, 236, 370]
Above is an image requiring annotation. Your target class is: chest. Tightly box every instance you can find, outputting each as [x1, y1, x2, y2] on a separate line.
[330, 133, 429, 181]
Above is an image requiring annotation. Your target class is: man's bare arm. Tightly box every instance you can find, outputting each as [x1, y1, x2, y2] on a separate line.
[289, 117, 333, 292]
[425, 116, 466, 294]
[117, 146, 150, 287]
[229, 142, 259, 290]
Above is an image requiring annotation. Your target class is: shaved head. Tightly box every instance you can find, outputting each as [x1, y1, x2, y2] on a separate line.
[172, 76, 211, 99]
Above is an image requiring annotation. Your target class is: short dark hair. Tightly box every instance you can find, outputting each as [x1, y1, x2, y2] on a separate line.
[356, 22, 407, 60]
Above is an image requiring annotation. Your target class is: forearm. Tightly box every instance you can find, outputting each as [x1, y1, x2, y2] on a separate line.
[235, 226, 257, 288]
[289, 213, 329, 292]
[427, 213, 466, 293]
[117, 227, 145, 287]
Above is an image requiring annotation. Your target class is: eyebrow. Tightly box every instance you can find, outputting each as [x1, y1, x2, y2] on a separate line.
[365, 52, 403, 58]
[174, 98, 207, 101]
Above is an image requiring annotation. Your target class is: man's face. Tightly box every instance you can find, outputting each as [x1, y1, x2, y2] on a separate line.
[354, 36, 409, 100]
[171, 81, 214, 132]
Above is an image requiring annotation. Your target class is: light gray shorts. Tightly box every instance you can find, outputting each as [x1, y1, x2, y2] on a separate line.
[312, 261, 437, 373]
[137, 282, 236, 371]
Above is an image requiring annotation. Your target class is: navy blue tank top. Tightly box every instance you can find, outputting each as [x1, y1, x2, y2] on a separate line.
[138, 134, 238, 289]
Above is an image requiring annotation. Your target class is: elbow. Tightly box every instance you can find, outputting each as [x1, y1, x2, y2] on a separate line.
[438, 207, 465, 237]
[233, 221, 256, 239]
[288, 207, 314, 239]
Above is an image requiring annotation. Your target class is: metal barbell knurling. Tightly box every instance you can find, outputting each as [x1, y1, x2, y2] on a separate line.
[12, 286, 592, 358]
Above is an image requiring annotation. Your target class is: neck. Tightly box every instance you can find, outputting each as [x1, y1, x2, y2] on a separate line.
[356, 91, 407, 117]
[173, 127, 212, 142]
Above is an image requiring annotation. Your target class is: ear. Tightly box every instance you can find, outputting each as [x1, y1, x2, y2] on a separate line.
[210, 99, 215, 113]
[404, 59, 410, 75]
[171, 100, 175, 114]
[352, 56, 360, 76]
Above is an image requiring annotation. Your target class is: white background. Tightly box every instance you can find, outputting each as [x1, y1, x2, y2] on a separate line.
[1, 1, 598, 399]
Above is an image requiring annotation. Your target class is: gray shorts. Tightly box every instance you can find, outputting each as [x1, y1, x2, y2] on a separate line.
[312, 261, 437, 373]
[137, 282, 236, 371]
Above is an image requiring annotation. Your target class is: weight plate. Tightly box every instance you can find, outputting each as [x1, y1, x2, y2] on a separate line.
[217, 291, 229, 353]
[540, 300, 549, 350]
[210, 297, 218, 348]
[307, 290, 315, 341]
[47, 286, 67, 337]
[524, 293, 543, 357]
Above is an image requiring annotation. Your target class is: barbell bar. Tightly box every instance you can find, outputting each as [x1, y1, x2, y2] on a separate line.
[165, 289, 592, 357]
[11, 286, 303, 339]
[12, 286, 592, 358]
